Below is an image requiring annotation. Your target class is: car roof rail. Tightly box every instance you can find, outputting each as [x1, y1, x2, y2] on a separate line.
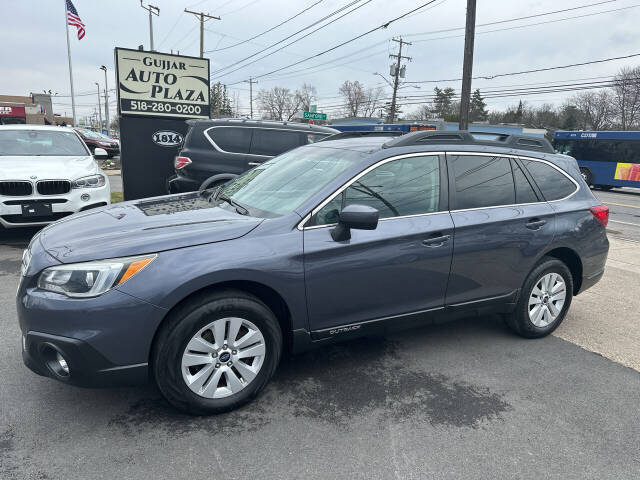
[382, 130, 554, 153]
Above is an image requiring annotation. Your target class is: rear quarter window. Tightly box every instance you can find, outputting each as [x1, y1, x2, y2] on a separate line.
[208, 127, 252, 154]
[522, 160, 577, 201]
[250, 129, 304, 156]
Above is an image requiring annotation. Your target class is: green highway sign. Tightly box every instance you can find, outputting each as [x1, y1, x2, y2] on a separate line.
[303, 111, 326, 120]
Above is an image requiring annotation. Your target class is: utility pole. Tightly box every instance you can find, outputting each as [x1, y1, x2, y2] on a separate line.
[95, 82, 103, 131]
[140, 1, 160, 51]
[100, 66, 110, 134]
[244, 77, 257, 119]
[458, 0, 477, 130]
[388, 37, 411, 123]
[184, 8, 221, 58]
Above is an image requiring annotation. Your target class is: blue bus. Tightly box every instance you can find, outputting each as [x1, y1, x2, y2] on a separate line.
[554, 130, 640, 189]
[330, 122, 440, 134]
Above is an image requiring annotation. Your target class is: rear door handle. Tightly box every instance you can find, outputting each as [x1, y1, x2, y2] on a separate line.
[526, 218, 547, 230]
[422, 234, 451, 247]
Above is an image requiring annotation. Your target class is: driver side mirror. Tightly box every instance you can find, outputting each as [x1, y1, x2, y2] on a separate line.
[93, 147, 108, 160]
[331, 204, 379, 242]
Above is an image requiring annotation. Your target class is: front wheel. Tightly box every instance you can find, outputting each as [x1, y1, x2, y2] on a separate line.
[505, 257, 573, 338]
[152, 290, 282, 415]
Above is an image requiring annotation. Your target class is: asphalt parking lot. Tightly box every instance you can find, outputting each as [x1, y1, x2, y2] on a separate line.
[1, 188, 639, 479]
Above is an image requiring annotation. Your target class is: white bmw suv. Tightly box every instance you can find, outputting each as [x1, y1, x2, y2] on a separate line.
[0, 125, 110, 228]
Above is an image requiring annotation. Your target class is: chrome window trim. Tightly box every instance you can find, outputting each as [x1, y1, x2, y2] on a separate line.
[204, 125, 309, 158]
[297, 150, 580, 230]
[296, 152, 444, 231]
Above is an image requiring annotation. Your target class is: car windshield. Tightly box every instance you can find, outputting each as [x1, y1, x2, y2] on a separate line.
[220, 145, 366, 218]
[77, 129, 110, 140]
[0, 130, 88, 156]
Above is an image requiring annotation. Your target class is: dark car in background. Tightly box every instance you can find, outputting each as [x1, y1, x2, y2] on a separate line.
[168, 119, 338, 193]
[75, 128, 120, 158]
[18, 130, 609, 415]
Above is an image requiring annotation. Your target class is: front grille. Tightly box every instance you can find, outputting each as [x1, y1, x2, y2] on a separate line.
[36, 180, 71, 195]
[0, 181, 32, 196]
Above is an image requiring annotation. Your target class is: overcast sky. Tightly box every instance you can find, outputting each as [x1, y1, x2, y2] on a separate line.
[3, 0, 640, 121]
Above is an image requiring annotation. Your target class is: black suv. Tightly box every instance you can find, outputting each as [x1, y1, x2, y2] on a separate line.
[167, 119, 338, 193]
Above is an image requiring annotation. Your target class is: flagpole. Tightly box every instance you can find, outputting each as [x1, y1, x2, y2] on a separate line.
[64, 0, 77, 126]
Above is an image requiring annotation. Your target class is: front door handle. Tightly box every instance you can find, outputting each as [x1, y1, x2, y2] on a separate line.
[422, 234, 451, 247]
[248, 162, 261, 166]
[526, 218, 547, 230]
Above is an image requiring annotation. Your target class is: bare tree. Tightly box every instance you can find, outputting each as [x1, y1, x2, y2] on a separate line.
[257, 87, 300, 121]
[362, 86, 385, 117]
[571, 91, 613, 130]
[294, 83, 317, 112]
[339, 80, 367, 117]
[405, 104, 432, 121]
[613, 66, 640, 130]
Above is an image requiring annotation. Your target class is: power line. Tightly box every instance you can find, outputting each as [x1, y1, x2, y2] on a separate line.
[405, 0, 617, 38]
[406, 52, 640, 84]
[226, 0, 441, 84]
[206, 0, 323, 53]
[213, 0, 370, 76]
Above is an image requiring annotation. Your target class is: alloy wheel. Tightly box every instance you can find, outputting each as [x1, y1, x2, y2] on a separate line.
[528, 273, 566, 328]
[181, 317, 266, 398]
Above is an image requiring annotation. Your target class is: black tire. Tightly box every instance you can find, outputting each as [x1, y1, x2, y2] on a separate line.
[505, 257, 573, 338]
[595, 185, 614, 191]
[152, 289, 282, 415]
[579, 167, 593, 187]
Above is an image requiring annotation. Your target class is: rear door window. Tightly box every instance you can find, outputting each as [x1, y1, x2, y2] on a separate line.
[208, 127, 252, 154]
[521, 160, 577, 201]
[451, 155, 515, 210]
[250, 129, 305, 156]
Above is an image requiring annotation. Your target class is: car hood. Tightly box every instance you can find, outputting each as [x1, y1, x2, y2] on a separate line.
[39, 193, 263, 263]
[0, 155, 97, 181]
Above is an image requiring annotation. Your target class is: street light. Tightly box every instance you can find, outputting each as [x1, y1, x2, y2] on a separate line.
[100, 66, 110, 135]
[95, 82, 103, 131]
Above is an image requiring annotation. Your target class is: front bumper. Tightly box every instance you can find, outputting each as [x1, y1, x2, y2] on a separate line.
[22, 331, 148, 387]
[0, 183, 110, 228]
[17, 266, 167, 387]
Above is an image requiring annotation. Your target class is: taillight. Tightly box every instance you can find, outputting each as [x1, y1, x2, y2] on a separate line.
[590, 205, 609, 227]
[174, 156, 192, 170]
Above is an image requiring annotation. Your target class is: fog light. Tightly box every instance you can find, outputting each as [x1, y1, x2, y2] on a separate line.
[81, 193, 90, 201]
[56, 352, 69, 375]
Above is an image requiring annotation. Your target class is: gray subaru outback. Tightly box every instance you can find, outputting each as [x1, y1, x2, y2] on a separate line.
[17, 130, 609, 415]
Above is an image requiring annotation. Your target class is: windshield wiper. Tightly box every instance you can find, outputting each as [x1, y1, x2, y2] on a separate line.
[219, 193, 249, 216]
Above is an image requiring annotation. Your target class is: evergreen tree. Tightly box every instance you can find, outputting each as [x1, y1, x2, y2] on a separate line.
[469, 89, 488, 122]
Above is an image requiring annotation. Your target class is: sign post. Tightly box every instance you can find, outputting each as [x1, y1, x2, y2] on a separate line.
[115, 47, 210, 200]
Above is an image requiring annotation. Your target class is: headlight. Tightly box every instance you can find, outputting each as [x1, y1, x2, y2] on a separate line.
[37, 254, 156, 298]
[73, 174, 106, 188]
[99, 141, 111, 146]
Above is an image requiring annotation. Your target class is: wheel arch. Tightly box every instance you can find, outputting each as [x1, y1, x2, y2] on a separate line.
[542, 246, 583, 295]
[149, 280, 294, 368]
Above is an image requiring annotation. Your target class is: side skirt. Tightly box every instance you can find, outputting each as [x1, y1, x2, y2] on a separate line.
[299, 290, 520, 351]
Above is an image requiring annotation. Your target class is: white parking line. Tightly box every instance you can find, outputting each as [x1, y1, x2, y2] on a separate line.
[609, 219, 640, 227]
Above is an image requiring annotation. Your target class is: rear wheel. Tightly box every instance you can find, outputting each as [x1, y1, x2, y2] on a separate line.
[152, 290, 282, 415]
[579, 167, 593, 186]
[506, 257, 573, 338]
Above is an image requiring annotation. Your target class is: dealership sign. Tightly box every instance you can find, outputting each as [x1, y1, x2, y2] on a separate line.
[115, 48, 210, 119]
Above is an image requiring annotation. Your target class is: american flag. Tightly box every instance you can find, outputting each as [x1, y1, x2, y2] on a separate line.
[66, 0, 85, 40]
